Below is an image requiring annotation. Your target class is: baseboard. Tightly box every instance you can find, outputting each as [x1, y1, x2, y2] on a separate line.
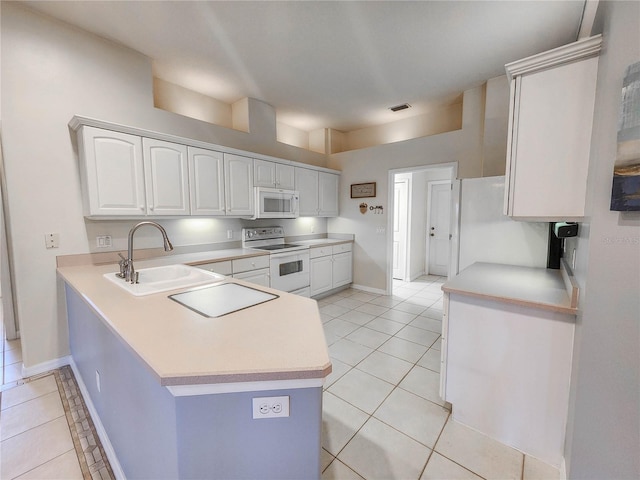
[21, 355, 72, 378]
[69, 359, 126, 480]
[351, 284, 387, 295]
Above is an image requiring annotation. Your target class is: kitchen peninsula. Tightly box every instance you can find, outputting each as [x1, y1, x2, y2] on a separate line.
[58, 250, 332, 479]
[441, 261, 578, 467]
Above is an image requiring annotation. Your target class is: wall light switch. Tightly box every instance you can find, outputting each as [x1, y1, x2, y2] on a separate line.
[227, 230, 233, 240]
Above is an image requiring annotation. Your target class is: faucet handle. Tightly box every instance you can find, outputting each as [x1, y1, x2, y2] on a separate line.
[116, 253, 128, 279]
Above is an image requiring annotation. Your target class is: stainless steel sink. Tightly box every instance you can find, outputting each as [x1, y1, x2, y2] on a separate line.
[104, 264, 226, 296]
[169, 283, 279, 317]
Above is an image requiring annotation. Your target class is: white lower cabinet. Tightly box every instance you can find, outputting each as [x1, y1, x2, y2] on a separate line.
[232, 268, 270, 288]
[194, 256, 270, 288]
[310, 243, 352, 297]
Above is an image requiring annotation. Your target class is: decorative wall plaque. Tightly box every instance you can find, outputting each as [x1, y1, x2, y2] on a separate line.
[351, 182, 376, 198]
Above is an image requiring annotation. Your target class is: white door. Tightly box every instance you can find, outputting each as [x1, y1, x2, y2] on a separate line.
[393, 180, 409, 280]
[427, 182, 451, 276]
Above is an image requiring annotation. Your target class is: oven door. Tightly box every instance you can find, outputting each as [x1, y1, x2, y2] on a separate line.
[254, 188, 299, 219]
[269, 251, 310, 293]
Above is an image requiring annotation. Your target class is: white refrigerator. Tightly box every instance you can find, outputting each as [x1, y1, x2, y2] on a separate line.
[452, 175, 548, 274]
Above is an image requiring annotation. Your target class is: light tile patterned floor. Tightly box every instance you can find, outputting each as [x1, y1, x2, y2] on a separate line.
[320, 276, 562, 480]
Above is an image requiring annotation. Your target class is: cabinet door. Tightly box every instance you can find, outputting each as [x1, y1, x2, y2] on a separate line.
[295, 168, 319, 216]
[254, 160, 295, 190]
[505, 56, 598, 219]
[80, 126, 146, 216]
[332, 251, 353, 288]
[254, 159, 277, 188]
[188, 147, 225, 216]
[318, 172, 339, 217]
[310, 255, 333, 296]
[143, 138, 189, 216]
[224, 153, 254, 216]
[276, 164, 296, 190]
[233, 268, 270, 288]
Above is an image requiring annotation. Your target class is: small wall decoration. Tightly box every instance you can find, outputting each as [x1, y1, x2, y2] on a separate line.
[610, 61, 640, 211]
[359, 203, 368, 214]
[351, 182, 376, 198]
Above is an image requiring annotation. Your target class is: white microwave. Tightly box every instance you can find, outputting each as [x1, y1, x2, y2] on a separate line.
[254, 187, 299, 219]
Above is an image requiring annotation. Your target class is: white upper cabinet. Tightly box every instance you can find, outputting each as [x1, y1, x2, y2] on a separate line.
[295, 168, 339, 217]
[295, 168, 319, 216]
[254, 159, 295, 190]
[504, 35, 601, 221]
[142, 138, 190, 216]
[79, 126, 146, 216]
[188, 146, 225, 216]
[318, 172, 339, 217]
[224, 153, 254, 217]
[73, 118, 340, 219]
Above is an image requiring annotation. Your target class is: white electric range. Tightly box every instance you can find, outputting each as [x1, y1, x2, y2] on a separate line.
[242, 227, 310, 297]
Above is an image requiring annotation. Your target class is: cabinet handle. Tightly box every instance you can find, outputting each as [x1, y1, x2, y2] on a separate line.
[149, 205, 154, 210]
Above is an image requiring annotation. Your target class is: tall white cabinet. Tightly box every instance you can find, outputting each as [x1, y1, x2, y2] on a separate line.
[503, 35, 601, 220]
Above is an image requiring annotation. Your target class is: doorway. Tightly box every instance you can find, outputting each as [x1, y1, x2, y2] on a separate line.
[387, 163, 456, 295]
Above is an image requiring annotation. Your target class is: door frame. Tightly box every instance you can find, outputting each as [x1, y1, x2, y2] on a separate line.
[386, 162, 457, 295]
[426, 180, 452, 276]
[393, 177, 410, 282]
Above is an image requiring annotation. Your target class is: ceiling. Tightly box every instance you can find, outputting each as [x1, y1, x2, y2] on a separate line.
[21, 1, 587, 132]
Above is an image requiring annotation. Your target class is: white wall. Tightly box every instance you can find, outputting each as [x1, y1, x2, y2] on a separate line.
[0, 4, 328, 370]
[328, 86, 487, 292]
[564, 2, 640, 478]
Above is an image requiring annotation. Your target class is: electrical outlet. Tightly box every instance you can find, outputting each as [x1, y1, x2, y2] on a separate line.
[252, 396, 289, 419]
[227, 230, 233, 240]
[96, 370, 101, 393]
[96, 235, 112, 248]
[44, 233, 60, 249]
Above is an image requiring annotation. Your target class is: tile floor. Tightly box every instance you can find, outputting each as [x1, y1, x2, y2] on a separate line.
[2, 336, 24, 388]
[0, 276, 562, 479]
[1, 374, 84, 479]
[319, 275, 562, 480]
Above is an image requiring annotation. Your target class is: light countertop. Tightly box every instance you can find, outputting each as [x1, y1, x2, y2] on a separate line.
[442, 262, 579, 315]
[58, 259, 332, 387]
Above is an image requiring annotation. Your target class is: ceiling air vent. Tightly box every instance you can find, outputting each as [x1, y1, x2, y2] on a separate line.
[389, 103, 411, 112]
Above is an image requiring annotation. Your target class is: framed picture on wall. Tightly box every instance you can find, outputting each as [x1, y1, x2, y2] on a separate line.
[610, 61, 640, 211]
[350, 182, 376, 198]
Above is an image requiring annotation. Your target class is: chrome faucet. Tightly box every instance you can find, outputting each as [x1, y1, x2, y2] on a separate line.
[117, 221, 174, 284]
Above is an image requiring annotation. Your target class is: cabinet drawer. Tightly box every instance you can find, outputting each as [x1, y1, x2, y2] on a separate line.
[232, 255, 270, 273]
[332, 243, 352, 254]
[310, 246, 332, 259]
[194, 260, 232, 275]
